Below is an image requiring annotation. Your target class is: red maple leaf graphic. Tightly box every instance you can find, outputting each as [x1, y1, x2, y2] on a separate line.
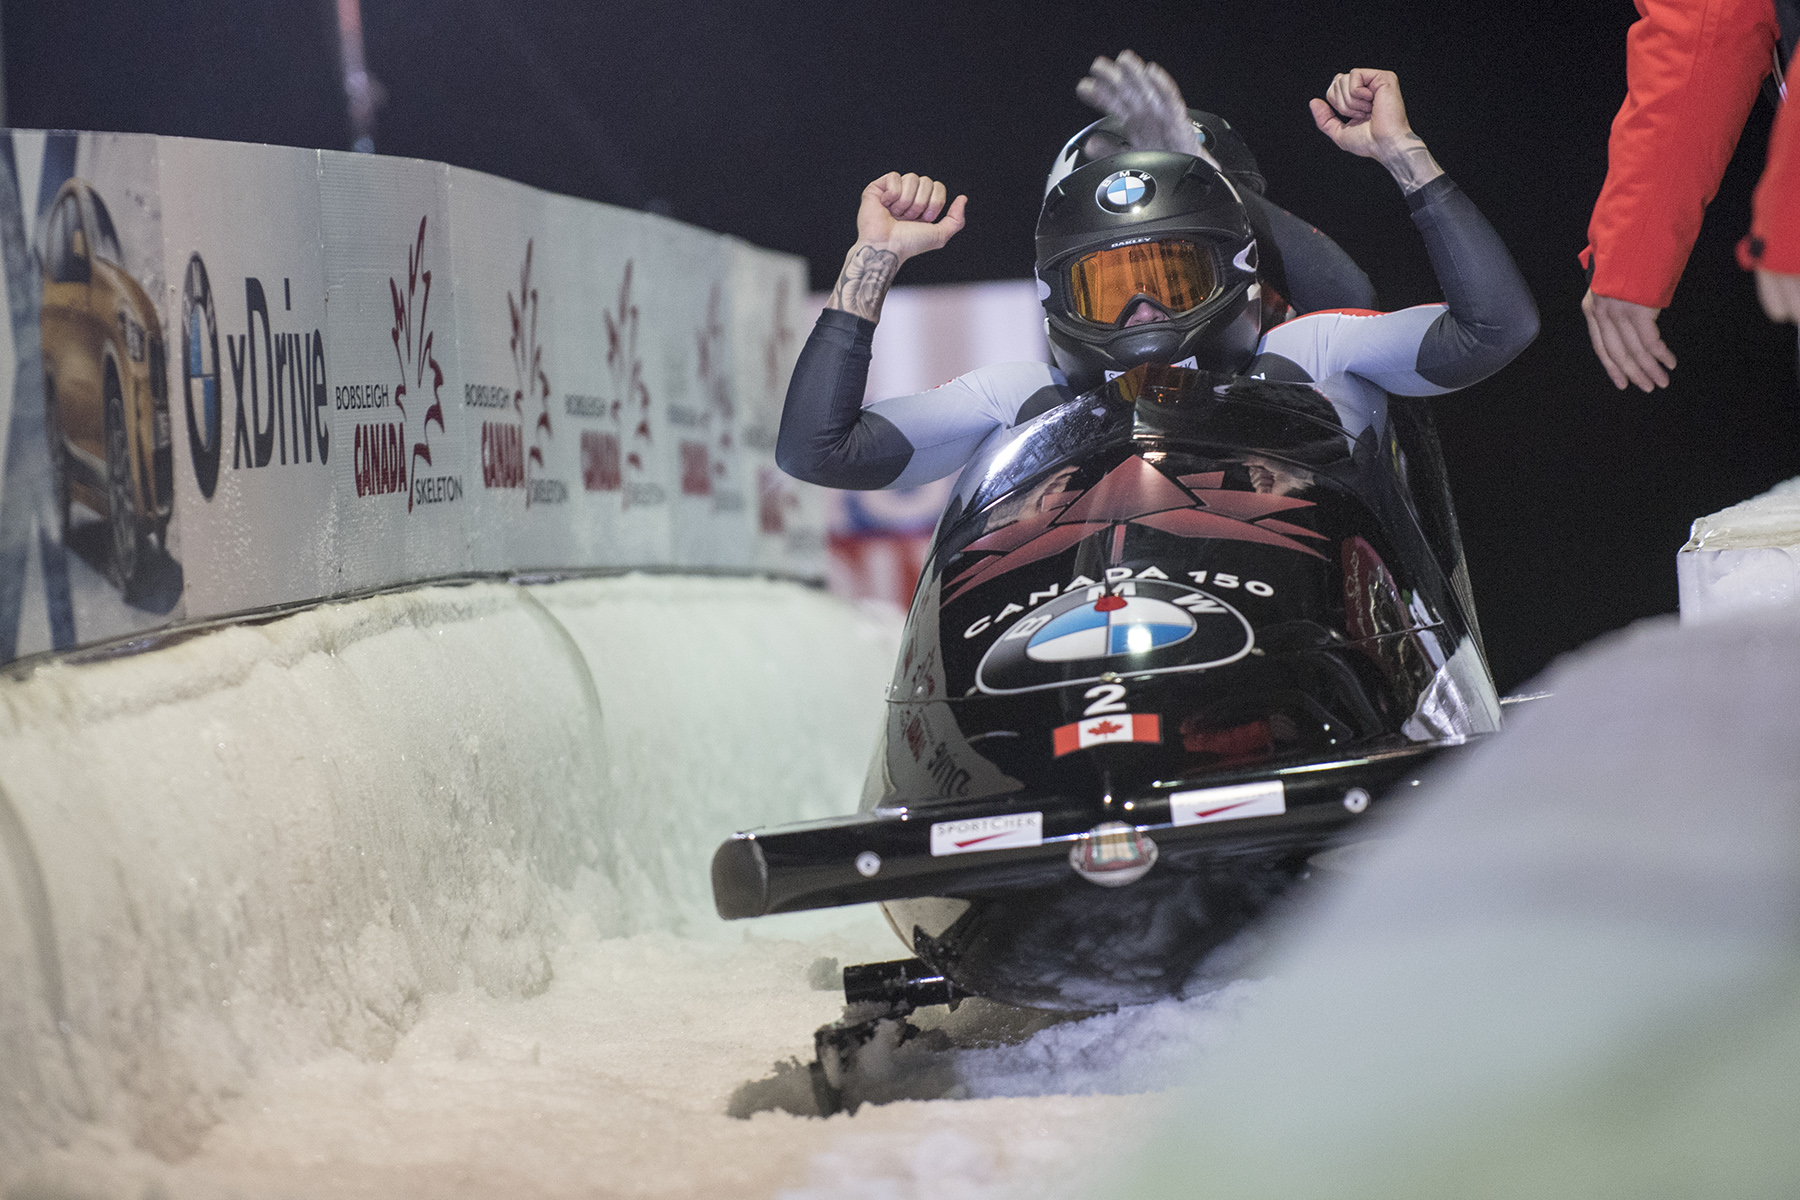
[1087, 719, 1124, 735]
[945, 454, 1328, 602]
[509, 239, 554, 501]
[604, 261, 654, 506]
[697, 283, 734, 483]
[390, 215, 443, 513]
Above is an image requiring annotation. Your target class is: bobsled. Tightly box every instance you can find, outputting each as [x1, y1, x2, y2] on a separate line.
[714, 364, 1500, 1014]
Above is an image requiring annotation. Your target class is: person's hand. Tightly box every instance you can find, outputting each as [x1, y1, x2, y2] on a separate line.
[1075, 50, 1207, 161]
[1581, 289, 1676, 390]
[1310, 69, 1414, 158]
[1310, 69, 1442, 192]
[855, 172, 967, 263]
[828, 173, 966, 321]
[1755, 269, 1800, 323]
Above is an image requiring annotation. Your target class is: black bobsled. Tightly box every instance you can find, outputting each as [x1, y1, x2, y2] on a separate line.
[714, 364, 1500, 1014]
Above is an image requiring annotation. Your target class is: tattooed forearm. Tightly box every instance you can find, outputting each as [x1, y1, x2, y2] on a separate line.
[1377, 134, 1444, 195]
[826, 244, 901, 322]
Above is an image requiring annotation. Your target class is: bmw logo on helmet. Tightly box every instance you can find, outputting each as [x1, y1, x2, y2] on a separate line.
[1095, 169, 1155, 213]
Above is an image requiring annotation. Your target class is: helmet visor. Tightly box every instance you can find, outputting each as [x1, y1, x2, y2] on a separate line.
[1069, 240, 1217, 325]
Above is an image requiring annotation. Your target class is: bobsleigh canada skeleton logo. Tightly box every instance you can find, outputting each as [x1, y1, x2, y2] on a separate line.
[389, 216, 459, 512]
[511, 240, 562, 506]
[473, 240, 561, 503]
[607, 262, 659, 508]
[682, 282, 740, 510]
[567, 263, 634, 497]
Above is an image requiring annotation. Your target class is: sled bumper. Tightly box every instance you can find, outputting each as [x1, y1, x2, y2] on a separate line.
[712, 743, 1454, 919]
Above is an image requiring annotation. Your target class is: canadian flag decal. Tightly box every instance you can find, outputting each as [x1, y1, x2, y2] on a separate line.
[1053, 714, 1162, 757]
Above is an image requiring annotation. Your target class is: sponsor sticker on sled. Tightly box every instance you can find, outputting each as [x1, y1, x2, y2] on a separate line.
[930, 812, 1044, 857]
[1169, 780, 1286, 826]
[1052, 714, 1162, 756]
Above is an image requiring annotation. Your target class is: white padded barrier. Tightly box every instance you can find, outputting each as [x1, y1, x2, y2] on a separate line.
[0, 574, 898, 1164]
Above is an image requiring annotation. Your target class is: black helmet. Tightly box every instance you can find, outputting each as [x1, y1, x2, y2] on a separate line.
[1044, 108, 1267, 198]
[1036, 151, 1263, 391]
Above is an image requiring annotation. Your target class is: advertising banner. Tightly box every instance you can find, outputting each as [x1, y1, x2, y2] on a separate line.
[444, 165, 571, 572]
[0, 130, 824, 667]
[157, 136, 337, 615]
[0, 130, 179, 661]
[655, 218, 747, 570]
[320, 149, 468, 591]
[546, 192, 670, 567]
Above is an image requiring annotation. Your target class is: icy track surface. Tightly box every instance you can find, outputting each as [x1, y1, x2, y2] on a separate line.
[17, 931, 1259, 1200]
[0, 575, 1258, 1199]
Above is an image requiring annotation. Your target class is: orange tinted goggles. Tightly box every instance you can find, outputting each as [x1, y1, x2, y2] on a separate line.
[1068, 240, 1216, 325]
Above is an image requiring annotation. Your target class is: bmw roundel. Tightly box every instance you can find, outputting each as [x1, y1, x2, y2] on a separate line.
[1096, 169, 1155, 213]
[1026, 594, 1193, 661]
[976, 579, 1254, 694]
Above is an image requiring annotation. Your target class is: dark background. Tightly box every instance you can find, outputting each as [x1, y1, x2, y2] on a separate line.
[7, 0, 1796, 693]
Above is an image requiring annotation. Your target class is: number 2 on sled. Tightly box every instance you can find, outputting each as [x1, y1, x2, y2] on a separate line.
[1083, 683, 1128, 716]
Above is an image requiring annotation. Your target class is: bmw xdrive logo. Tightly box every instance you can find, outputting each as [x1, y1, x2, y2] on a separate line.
[1096, 169, 1155, 213]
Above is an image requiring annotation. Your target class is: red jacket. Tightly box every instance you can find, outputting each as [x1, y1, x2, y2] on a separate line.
[1741, 54, 1800, 272]
[1581, 0, 1781, 306]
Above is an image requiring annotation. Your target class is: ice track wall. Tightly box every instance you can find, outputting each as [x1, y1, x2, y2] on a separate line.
[0, 574, 899, 1164]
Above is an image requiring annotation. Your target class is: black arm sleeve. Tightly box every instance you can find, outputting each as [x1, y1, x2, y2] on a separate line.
[1407, 175, 1540, 390]
[1244, 191, 1378, 313]
[774, 308, 915, 489]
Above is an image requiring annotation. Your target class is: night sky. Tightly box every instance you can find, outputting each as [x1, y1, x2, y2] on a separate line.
[8, 0, 1797, 693]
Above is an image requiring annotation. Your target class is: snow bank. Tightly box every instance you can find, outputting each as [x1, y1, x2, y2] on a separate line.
[1120, 605, 1800, 1198]
[1677, 476, 1800, 623]
[0, 575, 898, 1174]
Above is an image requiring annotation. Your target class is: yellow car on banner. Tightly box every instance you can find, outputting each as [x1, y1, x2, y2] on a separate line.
[40, 178, 170, 597]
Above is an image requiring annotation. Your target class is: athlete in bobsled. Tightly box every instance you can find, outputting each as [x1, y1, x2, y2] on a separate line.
[714, 65, 1536, 1106]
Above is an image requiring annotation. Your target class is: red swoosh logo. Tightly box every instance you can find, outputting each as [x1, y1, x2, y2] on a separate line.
[954, 832, 1009, 848]
[1190, 800, 1255, 819]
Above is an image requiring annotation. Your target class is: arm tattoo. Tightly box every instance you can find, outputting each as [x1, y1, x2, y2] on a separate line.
[827, 245, 901, 322]
[1378, 135, 1445, 195]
